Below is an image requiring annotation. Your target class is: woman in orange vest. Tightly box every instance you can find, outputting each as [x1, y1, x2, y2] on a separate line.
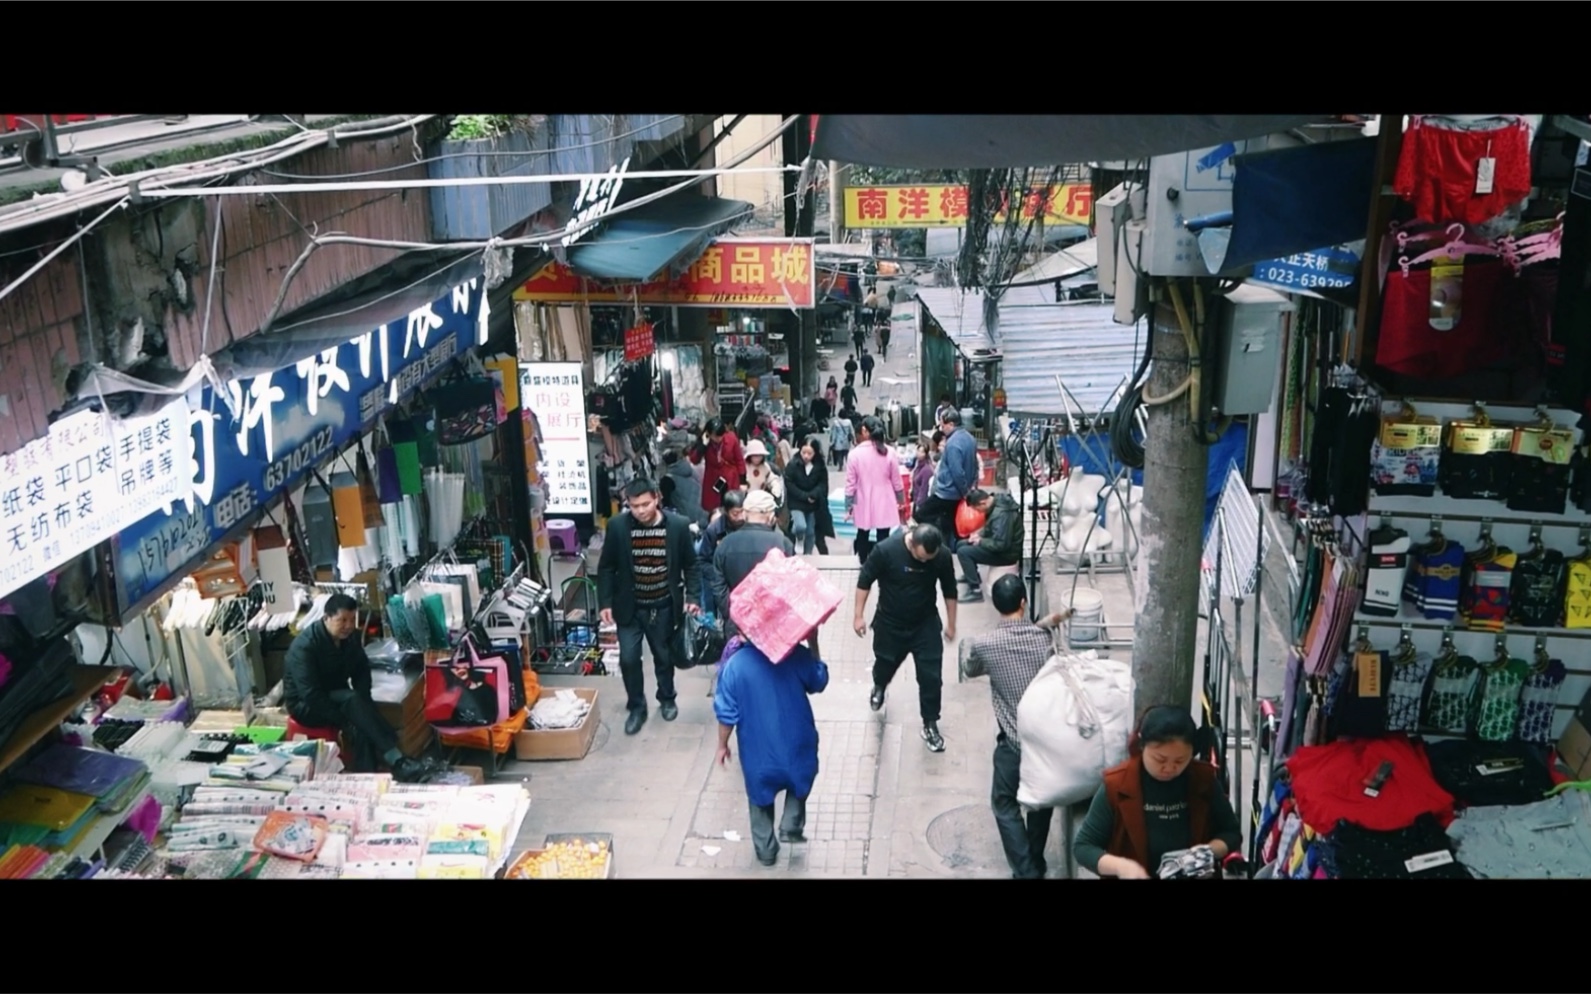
[1073, 706, 1243, 879]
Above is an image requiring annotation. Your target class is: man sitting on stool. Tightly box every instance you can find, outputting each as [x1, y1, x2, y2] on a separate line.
[956, 487, 1024, 603]
[284, 593, 443, 783]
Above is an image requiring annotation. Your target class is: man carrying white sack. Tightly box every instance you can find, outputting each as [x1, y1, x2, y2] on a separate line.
[959, 574, 1071, 879]
[713, 555, 834, 867]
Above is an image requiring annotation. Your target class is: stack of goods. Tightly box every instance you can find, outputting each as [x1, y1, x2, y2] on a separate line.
[506, 834, 613, 879]
[101, 695, 190, 725]
[1257, 736, 1470, 879]
[0, 843, 102, 879]
[0, 745, 154, 860]
[0, 639, 77, 751]
[1446, 788, 1591, 879]
[162, 740, 337, 870]
[530, 689, 592, 731]
[828, 486, 855, 541]
[114, 722, 213, 810]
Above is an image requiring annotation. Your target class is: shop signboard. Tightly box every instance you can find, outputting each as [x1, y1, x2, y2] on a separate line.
[520, 363, 592, 515]
[624, 322, 656, 362]
[111, 277, 490, 617]
[562, 156, 631, 248]
[0, 397, 191, 602]
[514, 237, 815, 309]
[841, 183, 1094, 229]
[1247, 246, 1360, 295]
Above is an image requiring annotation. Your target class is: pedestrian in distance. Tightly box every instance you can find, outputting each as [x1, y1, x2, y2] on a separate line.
[918, 409, 979, 551]
[784, 438, 830, 556]
[697, 490, 746, 618]
[714, 632, 830, 867]
[597, 478, 703, 736]
[859, 348, 876, 387]
[955, 487, 1024, 602]
[844, 354, 859, 385]
[910, 440, 936, 523]
[828, 412, 856, 470]
[825, 376, 839, 411]
[878, 316, 891, 359]
[840, 379, 859, 413]
[844, 416, 904, 567]
[958, 575, 1072, 878]
[1073, 706, 1244, 880]
[854, 523, 958, 753]
[701, 418, 744, 514]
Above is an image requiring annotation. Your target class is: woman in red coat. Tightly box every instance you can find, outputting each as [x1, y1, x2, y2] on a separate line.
[702, 418, 744, 513]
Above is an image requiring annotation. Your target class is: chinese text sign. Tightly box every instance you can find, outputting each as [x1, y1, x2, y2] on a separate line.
[521, 363, 592, 515]
[842, 183, 1093, 229]
[515, 238, 814, 308]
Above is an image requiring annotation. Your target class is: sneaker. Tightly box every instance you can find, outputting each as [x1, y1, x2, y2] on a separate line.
[869, 685, 886, 711]
[958, 588, 984, 603]
[921, 723, 945, 753]
[660, 701, 679, 722]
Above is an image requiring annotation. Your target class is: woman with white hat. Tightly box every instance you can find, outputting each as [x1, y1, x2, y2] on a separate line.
[743, 439, 785, 506]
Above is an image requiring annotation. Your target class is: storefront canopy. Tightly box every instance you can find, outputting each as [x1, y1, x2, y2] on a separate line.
[811, 115, 1331, 170]
[1195, 136, 1379, 274]
[566, 194, 753, 283]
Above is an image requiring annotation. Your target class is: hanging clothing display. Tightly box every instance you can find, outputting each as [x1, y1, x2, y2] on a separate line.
[1393, 115, 1533, 226]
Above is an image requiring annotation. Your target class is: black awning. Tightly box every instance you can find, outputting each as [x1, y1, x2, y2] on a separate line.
[565, 193, 753, 282]
[810, 115, 1330, 169]
[1197, 137, 1380, 274]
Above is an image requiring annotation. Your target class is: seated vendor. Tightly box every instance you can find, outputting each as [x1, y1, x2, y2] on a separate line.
[1074, 706, 1243, 879]
[283, 593, 442, 783]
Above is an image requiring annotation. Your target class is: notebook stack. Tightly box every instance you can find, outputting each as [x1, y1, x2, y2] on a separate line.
[0, 843, 100, 879]
[0, 745, 151, 856]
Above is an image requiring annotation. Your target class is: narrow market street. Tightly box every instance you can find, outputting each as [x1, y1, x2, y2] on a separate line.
[503, 297, 1079, 878]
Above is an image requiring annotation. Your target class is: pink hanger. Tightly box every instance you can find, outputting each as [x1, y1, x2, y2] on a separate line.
[1398, 224, 1499, 276]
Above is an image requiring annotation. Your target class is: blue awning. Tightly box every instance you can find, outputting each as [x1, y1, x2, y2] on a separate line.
[1194, 137, 1379, 275]
[566, 194, 753, 282]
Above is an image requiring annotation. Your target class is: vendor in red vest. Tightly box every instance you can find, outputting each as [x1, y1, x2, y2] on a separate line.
[1073, 706, 1243, 879]
[701, 417, 744, 514]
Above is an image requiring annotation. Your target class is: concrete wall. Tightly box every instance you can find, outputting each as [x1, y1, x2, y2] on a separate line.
[712, 115, 785, 232]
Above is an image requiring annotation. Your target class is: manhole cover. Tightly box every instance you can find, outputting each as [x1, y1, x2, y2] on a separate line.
[924, 804, 1006, 874]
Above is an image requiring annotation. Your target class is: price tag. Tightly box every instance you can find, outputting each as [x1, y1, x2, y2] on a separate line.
[1355, 651, 1382, 698]
[1476, 157, 1496, 195]
[1475, 758, 1524, 776]
[1404, 849, 1456, 873]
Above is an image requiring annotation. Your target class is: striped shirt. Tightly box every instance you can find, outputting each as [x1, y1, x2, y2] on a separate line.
[631, 523, 670, 604]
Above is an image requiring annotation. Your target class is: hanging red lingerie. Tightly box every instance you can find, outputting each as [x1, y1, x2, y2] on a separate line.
[1393, 116, 1532, 226]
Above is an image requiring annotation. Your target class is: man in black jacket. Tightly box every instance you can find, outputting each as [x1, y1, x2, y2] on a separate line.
[284, 593, 441, 782]
[599, 478, 703, 735]
[712, 490, 803, 639]
[955, 488, 1023, 603]
[660, 449, 708, 529]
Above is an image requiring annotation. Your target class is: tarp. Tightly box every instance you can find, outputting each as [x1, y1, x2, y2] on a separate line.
[811, 115, 1330, 170]
[565, 194, 752, 282]
[1205, 137, 1379, 273]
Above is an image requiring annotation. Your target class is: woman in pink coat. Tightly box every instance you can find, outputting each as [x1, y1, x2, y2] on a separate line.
[844, 415, 904, 566]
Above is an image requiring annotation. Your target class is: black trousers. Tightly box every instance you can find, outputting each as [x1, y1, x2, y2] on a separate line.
[992, 734, 1054, 879]
[618, 602, 679, 712]
[748, 792, 808, 863]
[957, 543, 1019, 588]
[853, 527, 892, 566]
[917, 493, 961, 549]
[861, 367, 873, 386]
[295, 691, 400, 773]
[872, 621, 944, 723]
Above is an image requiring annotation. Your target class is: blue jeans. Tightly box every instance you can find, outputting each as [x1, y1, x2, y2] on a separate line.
[790, 509, 817, 554]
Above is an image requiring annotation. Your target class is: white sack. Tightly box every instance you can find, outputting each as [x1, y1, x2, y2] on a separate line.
[1015, 650, 1135, 809]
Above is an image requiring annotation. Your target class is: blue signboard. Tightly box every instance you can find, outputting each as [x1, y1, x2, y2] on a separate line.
[1248, 246, 1360, 294]
[112, 278, 490, 615]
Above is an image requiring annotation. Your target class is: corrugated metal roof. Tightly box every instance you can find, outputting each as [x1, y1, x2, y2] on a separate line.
[1008, 237, 1099, 286]
[997, 299, 1145, 417]
[917, 285, 1056, 357]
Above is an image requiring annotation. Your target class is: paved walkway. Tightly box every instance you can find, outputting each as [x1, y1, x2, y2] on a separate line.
[502, 294, 1091, 877]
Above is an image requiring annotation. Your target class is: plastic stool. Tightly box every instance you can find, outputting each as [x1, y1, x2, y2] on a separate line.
[286, 717, 341, 742]
[547, 519, 580, 557]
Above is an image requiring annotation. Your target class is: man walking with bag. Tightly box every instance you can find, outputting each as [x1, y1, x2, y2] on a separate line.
[959, 575, 1072, 878]
[917, 410, 979, 550]
[854, 523, 958, 753]
[599, 478, 702, 735]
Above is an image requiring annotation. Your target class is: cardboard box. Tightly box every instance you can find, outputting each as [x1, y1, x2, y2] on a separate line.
[513, 688, 600, 761]
[453, 765, 485, 785]
[1558, 690, 1591, 779]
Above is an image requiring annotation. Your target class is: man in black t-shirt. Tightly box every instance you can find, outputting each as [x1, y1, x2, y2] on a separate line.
[854, 524, 958, 753]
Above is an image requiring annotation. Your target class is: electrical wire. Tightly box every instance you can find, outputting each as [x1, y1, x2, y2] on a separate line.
[0, 195, 129, 307]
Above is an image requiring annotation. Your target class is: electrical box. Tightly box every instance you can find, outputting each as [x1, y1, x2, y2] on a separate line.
[1095, 183, 1130, 297]
[1114, 219, 1147, 326]
[1204, 283, 1294, 417]
[1142, 137, 1287, 278]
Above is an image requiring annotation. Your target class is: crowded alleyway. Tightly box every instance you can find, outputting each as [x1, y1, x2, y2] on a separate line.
[505, 296, 1080, 878]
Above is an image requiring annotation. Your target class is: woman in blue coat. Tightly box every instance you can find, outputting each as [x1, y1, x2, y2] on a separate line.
[713, 636, 830, 866]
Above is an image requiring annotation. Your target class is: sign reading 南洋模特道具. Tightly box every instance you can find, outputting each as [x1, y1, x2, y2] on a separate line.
[110, 277, 491, 617]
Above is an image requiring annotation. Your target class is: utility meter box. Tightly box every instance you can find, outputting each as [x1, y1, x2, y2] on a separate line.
[1142, 136, 1287, 278]
[1205, 283, 1294, 417]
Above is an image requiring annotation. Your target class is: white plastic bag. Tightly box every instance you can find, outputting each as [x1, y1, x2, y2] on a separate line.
[1015, 649, 1135, 809]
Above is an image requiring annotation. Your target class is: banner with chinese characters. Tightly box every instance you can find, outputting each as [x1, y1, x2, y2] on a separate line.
[624, 322, 656, 362]
[111, 277, 490, 618]
[841, 183, 1094, 229]
[0, 398, 191, 602]
[513, 238, 815, 308]
[520, 363, 592, 515]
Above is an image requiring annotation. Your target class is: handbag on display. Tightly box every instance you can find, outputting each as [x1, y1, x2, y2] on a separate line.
[330, 470, 367, 548]
[281, 492, 315, 585]
[375, 445, 405, 504]
[432, 374, 504, 446]
[357, 447, 385, 526]
[253, 524, 295, 613]
[300, 477, 340, 569]
[423, 637, 511, 726]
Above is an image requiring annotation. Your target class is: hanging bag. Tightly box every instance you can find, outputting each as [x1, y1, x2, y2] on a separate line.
[386, 418, 426, 496]
[253, 522, 295, 613]
[356, 446, 385, 527]
[191, 544, 247, 600]
[330, 469, 367, 548]
[300, 473, 340, 570]
[432, 369, 504, 446]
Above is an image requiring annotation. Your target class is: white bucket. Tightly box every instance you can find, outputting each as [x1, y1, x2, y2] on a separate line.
[1066, 588, 1105, 647]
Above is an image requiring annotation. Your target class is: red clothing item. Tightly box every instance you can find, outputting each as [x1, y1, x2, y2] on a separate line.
[1285, 736, 1455, 833]
[1374, 256, 1507, 379]
[1393, 117, 1531, 226]
[702, 431, 743, 512]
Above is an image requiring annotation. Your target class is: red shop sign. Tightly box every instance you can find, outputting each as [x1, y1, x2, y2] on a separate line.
[624, 322, 656, 362]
